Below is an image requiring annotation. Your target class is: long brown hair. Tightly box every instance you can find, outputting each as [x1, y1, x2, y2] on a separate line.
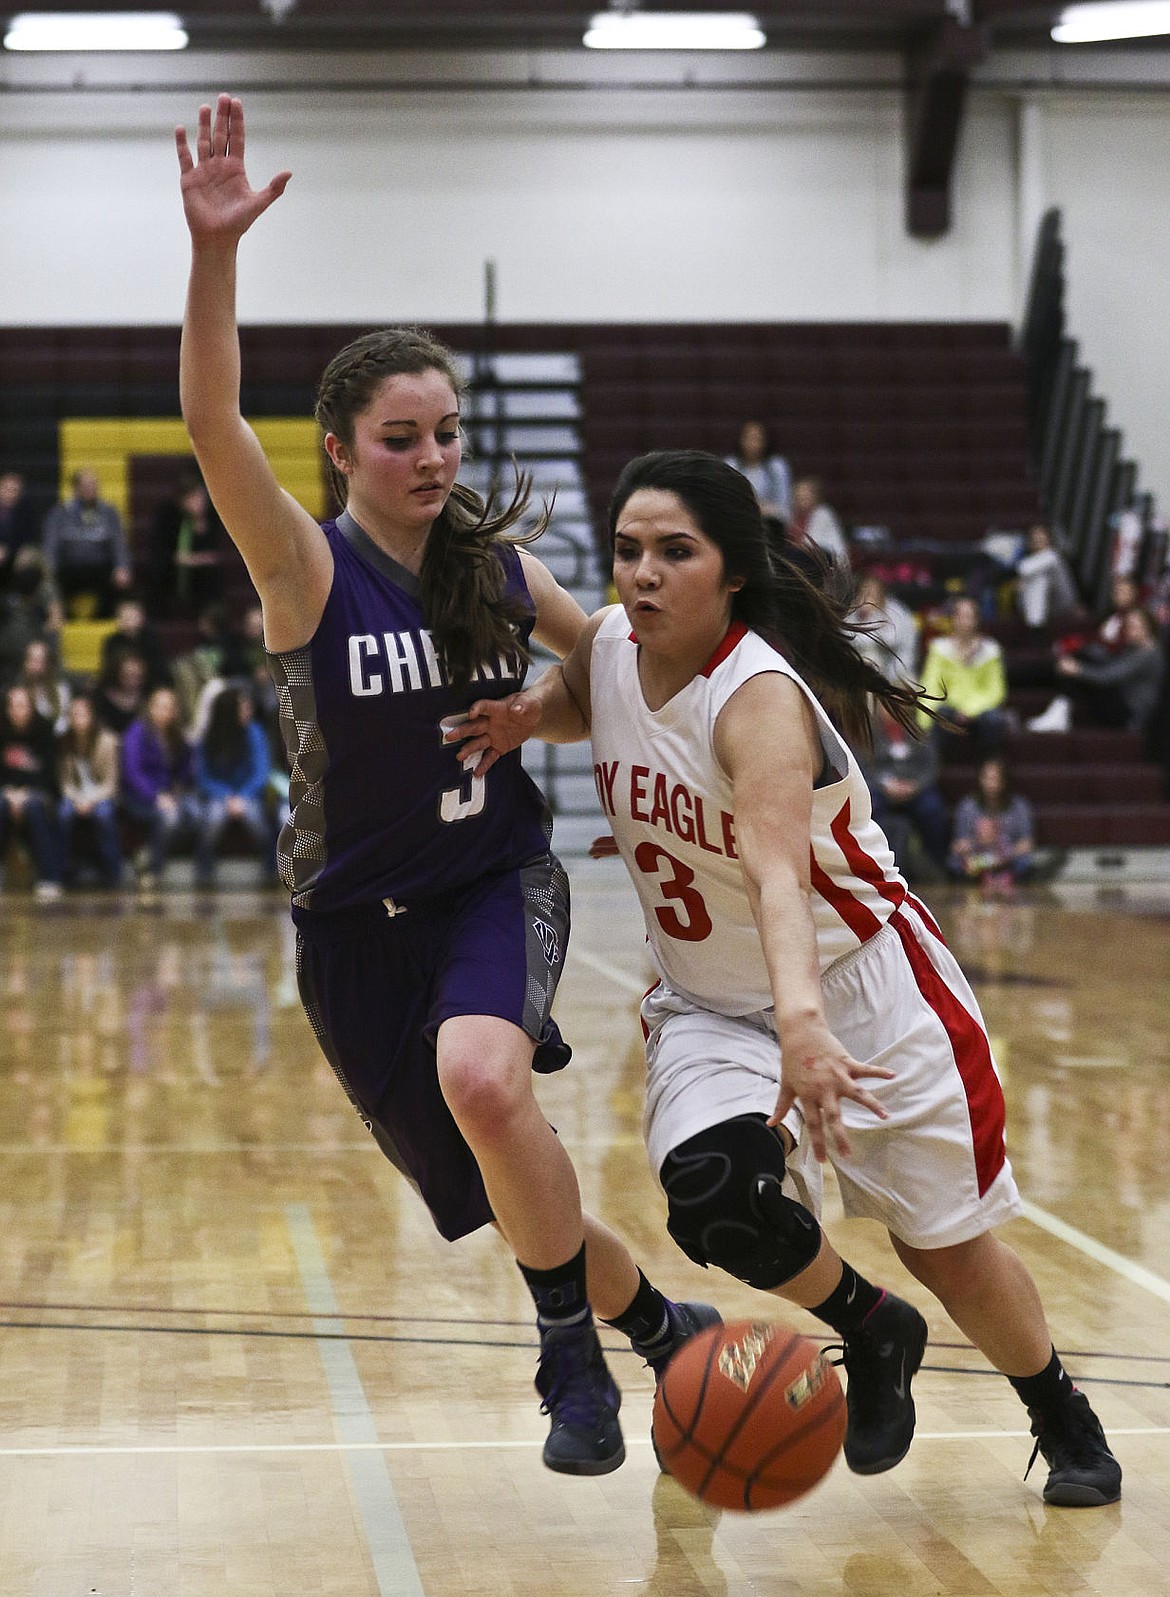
[608, 451, 934, 747]
[314, 327, 548, 685]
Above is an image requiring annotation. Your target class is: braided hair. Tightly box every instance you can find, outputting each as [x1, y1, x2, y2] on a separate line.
[607, 450, 932, 748]
[315, 328, 547, 685]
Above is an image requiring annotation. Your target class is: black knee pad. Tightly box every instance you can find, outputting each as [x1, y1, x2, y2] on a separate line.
[660, 1113, 821, 1290]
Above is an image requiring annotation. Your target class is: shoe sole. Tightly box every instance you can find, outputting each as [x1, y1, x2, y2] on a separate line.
[844, 1312, 929, 1476]
[1042, 1480, 1121, 1507]
[543, 1440, 626, 1476]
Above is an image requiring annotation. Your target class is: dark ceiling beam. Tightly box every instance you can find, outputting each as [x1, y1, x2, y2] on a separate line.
[904, 12, 988, 239]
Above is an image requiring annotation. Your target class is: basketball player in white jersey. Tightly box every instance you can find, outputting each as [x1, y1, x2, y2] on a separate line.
[452, 450, 1121, 1508]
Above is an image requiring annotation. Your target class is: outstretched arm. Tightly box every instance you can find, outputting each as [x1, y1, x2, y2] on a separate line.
[444, 606, 606, 774]
[177, 94, 331, 650]
[715, 673, 892, 1162]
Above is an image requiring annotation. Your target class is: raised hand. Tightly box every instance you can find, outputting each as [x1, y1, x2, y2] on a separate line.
[175, 93, 291, 248]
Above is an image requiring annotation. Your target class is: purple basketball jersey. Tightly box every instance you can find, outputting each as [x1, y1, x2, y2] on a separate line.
[268, 513, 553, 911]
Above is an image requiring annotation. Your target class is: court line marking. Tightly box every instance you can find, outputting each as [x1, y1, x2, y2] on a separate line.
[1, 1426, 1166, 1459]
[1021, 1200, 1170, 1304]
[285, 1202, 425, 1597]
[571, 950, 1170, 1315]
[571, 946, 648, 996]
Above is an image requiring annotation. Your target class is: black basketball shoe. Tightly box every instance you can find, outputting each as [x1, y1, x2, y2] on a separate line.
[536, 1319, 625, 1476]
[638, 1300, 722, 1471]
[634, 1299, 724, 1382]
[838, 1291, 928, 1474]
[1025, 1390, 1122, 1506]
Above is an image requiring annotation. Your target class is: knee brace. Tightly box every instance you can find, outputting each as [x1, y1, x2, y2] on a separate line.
[659, 1113, 821, 1291]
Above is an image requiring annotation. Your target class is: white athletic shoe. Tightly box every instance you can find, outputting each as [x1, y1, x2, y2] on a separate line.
[1026, 695, 1072, 733]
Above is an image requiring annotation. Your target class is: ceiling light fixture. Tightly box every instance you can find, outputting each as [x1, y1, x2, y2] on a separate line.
[1052, 0, 1170, 41]
[583, 10, 765, 50]
[3, 11, 189, 50]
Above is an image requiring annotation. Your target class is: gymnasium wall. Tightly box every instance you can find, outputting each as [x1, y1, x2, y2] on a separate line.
[0, 48, 1166, 505]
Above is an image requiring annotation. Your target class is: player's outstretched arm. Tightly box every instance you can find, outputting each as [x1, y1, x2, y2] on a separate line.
[176, 94, 330, 650]
[447, 607, 606, 775]
[716, 674, 892, 1163]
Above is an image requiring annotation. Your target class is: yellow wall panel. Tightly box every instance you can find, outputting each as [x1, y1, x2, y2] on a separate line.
[58, 418, 326, 521]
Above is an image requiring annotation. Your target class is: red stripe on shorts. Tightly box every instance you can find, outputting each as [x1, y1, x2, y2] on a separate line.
[811, 796, 906, 942]
[888, 909, 1007, 1197]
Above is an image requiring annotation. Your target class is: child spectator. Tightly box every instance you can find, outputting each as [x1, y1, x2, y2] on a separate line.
[0, 683, 64, 899]
[192, 683, 276, 886]
[120, 685, 202, 889]
[948, 757, 1037, 898]
[58, 692, 123, 888]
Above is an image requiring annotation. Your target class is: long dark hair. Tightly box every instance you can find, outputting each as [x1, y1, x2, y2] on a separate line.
[202, 684, 250, 778]
[607, 451, 930, 746]
[315, 327, 547, 685]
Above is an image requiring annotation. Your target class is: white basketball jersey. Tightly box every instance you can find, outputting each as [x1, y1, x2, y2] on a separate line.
[590, 606, 911, 1016]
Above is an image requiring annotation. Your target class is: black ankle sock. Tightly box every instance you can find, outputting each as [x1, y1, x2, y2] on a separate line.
[810, 1262, 884, 1337]
[1008, 1347, 1075, 1417]
[601, 1269, 671, 1347]
[518, 1243, 590, 1330]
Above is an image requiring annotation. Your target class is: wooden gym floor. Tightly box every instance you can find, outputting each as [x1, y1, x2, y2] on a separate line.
[0, 863, 1168, 1596]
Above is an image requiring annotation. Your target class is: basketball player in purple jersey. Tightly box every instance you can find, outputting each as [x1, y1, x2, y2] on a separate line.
[175, 94, 717, 1475]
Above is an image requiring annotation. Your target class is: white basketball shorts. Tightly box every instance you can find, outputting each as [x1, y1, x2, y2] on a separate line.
[641, 900, 1022, 1250]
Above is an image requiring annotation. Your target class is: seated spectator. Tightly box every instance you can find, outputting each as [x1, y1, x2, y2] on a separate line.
[1015, 522, 1084, 632]
[15, 636, 71, 734]
[860, 701, 950, 879]
[93, 648, 150, 737]
[193, 683, 277, 886]
[920, 594, 1011, 758]
[57, 692, 123, 888]
[848, 571, 920, 685]
[0, 683, 64, 900]
[172, 602, 249, 728]
[146, 472, 229, 620]
[1061, 571, 1142, 661]
[725, 421, 792, 522]
[120, 685, 203, 890]
[1053, 606, 1165, 736]
[40, 468, 133, 619]
[0, 470, 39, 590]
[98, 595, 173, 689]
[0, 548, 63, 684]
[787, 475, 849, 568]
[947, 757, 1037, 898]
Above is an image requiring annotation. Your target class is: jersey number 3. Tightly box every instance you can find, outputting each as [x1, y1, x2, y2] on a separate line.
[634, 841, 713, 942]
[440, 764, 486, 823]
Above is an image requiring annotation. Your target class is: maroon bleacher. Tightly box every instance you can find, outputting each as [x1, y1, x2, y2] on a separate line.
[576, 321, 1040, 542]
[939, 729, 1170, 849]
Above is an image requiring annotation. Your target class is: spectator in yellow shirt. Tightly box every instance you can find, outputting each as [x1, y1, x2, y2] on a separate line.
[920, 594, 1010, 758]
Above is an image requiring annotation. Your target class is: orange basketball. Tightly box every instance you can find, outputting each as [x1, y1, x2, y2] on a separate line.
[652, 1321, 845, 1512]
